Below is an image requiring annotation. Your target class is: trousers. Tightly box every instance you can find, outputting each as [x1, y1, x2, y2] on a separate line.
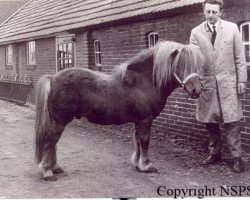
[206, 122, 242, 157]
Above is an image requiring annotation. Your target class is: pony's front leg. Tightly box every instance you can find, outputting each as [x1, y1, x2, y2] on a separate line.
[136, 117, 158, 173]
[38, 140, 58, 181]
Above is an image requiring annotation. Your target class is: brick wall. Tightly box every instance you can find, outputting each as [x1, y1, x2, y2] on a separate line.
[242, 82, 250, 153]
[29, 37, 56, 102]
[0, 37, 56, 103]
[75, 33, 86, 68]
[0, 43, 32, 103]
[87, 12, 207, 74]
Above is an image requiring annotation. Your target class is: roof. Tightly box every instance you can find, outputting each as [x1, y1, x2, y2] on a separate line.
[0, 0, 28, 24]
[0, 0, 204, 44]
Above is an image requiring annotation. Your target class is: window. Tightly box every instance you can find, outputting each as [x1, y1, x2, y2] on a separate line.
[148, 32, 159, 47]
[27, 41, 36, 65]
[240, 22, 250, 66]
[57, 35, 75, 71]
[6, 44, 13, 65]
[94, 40, 102, 66]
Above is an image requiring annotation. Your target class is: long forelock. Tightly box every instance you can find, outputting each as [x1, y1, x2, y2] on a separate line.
[153, 41, 183, 88]
[175, 45, 205, 79]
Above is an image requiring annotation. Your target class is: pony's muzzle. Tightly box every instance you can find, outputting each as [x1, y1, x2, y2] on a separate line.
[190, 93, 200, 99]
[190, 88, 201, 99]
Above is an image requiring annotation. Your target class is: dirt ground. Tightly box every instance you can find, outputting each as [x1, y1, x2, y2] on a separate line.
[0, 99, 250, 198]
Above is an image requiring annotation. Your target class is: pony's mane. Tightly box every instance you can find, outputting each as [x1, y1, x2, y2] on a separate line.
[114, 47, 154, 78]
[115, 41, 205, 88]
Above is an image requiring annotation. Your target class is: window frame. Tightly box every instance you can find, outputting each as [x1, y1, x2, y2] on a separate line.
[6, 44, 13, 66]
[56, 35, 75, 72]
[148, 32, 159, 48]
[240, 22, 250, 66]
[26, 41, 36, 66]
[94, 40, 102, 66]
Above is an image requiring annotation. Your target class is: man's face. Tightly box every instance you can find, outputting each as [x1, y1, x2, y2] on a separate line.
[203, 3, 222, 25]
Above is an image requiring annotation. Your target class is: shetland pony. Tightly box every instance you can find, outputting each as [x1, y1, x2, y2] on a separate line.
[35, 41, 205, 180]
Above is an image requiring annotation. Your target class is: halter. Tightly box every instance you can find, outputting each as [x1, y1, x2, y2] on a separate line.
[173, 72, 200, 89]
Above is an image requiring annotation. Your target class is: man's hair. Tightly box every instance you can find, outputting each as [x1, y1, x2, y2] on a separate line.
[203, 0, 224, 9]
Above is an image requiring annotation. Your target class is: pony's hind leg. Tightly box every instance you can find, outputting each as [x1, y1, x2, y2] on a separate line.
[38, 120, 65, 181]
[135, 117, 158, 173]
[131, 124, 140, 167]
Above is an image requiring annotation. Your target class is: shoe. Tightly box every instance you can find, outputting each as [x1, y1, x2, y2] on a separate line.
[200, 154, 222, 165]
[232, 157, 244, 173]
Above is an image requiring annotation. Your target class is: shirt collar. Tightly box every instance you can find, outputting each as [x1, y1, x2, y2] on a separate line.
[207, 20, 220, 32]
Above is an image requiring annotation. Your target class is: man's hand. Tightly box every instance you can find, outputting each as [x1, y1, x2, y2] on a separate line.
[238, 82, 247, 95]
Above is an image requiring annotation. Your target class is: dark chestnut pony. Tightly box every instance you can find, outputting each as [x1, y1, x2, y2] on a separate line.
[35, 41, 205, 180]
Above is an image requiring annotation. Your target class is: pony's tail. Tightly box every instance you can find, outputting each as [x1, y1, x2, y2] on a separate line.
[35, 75, 53, 164]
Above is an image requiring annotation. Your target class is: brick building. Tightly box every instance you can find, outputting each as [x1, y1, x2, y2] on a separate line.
[0, 0, 249, 154]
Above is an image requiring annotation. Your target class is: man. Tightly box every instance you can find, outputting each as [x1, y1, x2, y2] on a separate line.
[190, 0, 247, 173]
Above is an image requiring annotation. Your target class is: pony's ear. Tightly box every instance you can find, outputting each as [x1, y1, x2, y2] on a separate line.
[170, 49, 179, 61]
[170, 49, 180, 69]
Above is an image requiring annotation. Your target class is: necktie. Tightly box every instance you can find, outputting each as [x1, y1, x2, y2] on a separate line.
[211, 25, 216, 46]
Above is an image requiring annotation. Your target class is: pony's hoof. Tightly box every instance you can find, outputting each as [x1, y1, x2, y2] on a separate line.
[40, 170, 57, 181]
[146, 165, 158, 173]
[44, 175, 57, 181]
[138, 163, 158, 173]
[52, 166, 65, 174]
